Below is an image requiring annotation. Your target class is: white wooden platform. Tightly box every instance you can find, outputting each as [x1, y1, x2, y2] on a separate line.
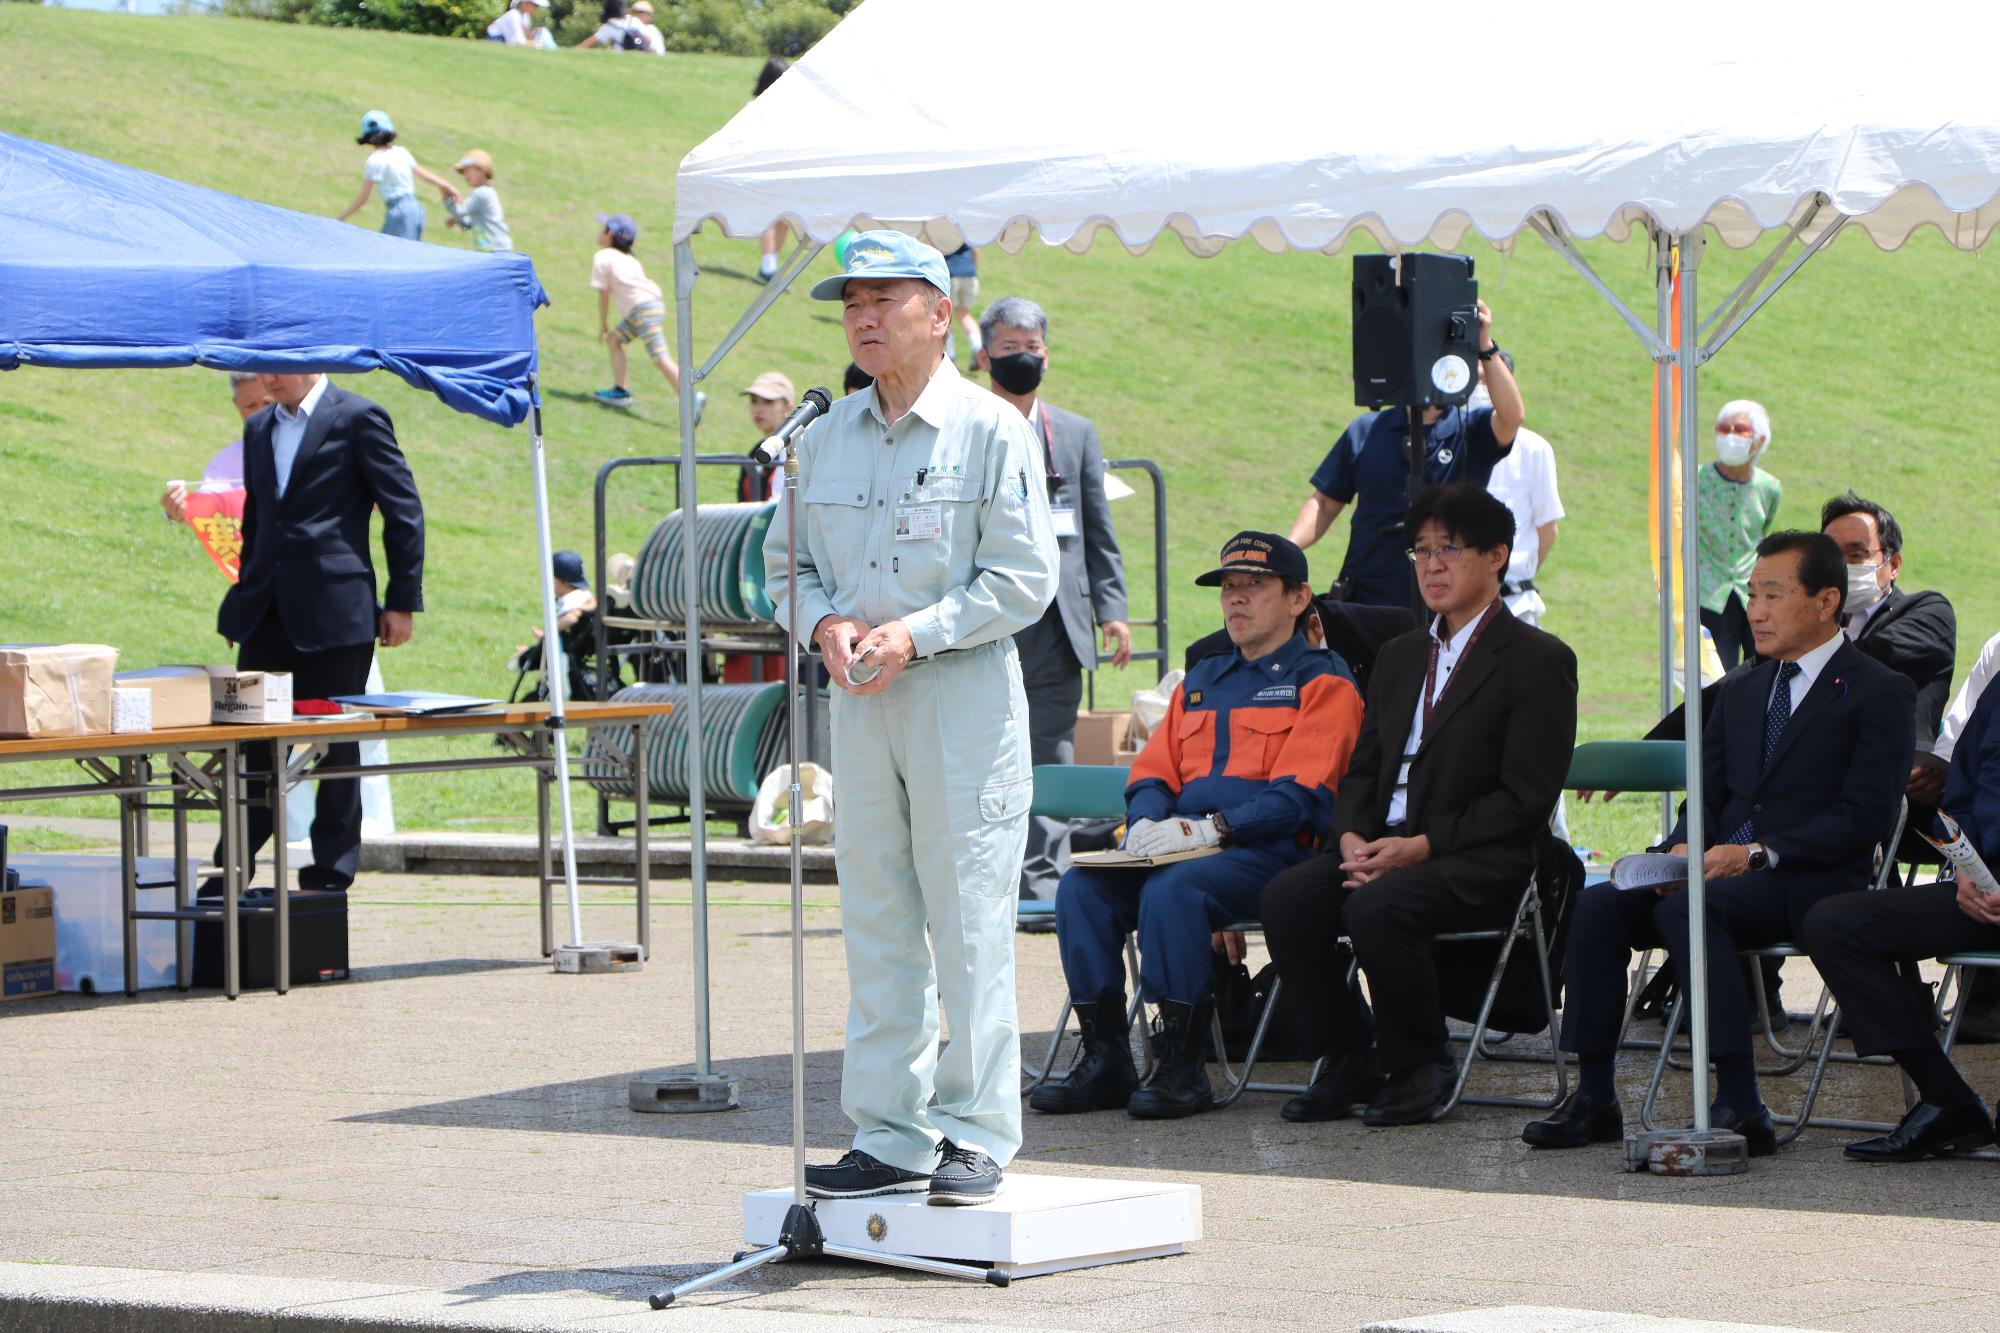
[743, 1173, 1200, 1278]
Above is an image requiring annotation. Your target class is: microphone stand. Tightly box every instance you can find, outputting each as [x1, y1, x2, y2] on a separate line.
[650, 417, 1007, 1311]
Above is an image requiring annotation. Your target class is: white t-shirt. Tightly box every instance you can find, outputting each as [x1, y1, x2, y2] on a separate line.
[593, 15, 640, 45]
[1483, 426, 1563, 615]
[363, 145, 417, 200]
[590, 247, 663, 317]
[486, 6, 532, 43]
[1937, 628, 2000, 763]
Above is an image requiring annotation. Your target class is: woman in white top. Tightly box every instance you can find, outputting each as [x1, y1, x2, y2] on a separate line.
[334, 110, 459, 242]
[578, 0, 650, 50]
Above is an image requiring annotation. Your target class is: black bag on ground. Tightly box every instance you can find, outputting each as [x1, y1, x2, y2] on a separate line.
[1212, 951, 1329, 1063]
[1435, 831, 1584, 1034]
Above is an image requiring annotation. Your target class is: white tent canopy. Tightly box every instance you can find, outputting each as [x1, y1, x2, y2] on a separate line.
[678, 0, 2000, 256]
[664, 0, 2000, 1139]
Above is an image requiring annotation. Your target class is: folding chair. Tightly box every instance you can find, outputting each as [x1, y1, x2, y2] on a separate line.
[1641, 800, 1909, 1145]
[1560, 741, 1690, 1053]
[1021, 764, 1144, 1093]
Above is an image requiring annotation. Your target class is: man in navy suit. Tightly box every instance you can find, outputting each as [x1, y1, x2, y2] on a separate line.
[213, 372, 425, 893]
[1525, 530, 1914, 1154]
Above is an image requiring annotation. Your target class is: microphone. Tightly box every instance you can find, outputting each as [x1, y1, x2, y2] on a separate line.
[751, 386, 832, 466]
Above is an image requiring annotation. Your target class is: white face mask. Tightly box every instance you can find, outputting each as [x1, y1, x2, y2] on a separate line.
[1846, 562, 1887, 613]
[1714, 432, 1755, 467]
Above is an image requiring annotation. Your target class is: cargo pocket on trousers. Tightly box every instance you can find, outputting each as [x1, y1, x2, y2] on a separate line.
[962, 774, 1034, 898]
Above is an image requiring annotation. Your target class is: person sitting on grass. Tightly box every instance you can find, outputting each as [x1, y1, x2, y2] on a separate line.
[590, 213, 703, 421]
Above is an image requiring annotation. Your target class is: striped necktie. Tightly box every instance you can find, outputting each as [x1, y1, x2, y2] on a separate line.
[1730, 660, 1802, 845]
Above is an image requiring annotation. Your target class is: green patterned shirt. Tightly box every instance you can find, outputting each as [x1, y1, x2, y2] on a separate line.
[1695, 462, 1782, 613]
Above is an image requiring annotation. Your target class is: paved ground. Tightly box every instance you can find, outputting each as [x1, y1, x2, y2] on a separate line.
[3, 867, 1999, 1331]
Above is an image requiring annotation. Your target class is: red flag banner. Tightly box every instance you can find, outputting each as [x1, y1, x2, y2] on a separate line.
[184, 488, 247, 583]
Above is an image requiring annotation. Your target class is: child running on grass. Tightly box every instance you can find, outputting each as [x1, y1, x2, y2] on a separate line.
[335, 111, 458, 241]
[444, 149, 512, 252]
[591, 213, 704, 420]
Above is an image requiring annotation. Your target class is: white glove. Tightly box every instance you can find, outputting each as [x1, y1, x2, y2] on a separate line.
[1121, 819, 1162, 852]
[1125, 815, 1221, 858]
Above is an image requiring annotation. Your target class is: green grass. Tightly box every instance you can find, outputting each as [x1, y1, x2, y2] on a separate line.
[4, 7, 1998, 861]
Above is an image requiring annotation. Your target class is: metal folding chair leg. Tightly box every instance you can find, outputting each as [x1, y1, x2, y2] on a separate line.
[1440, 887, 1569, 1114]
[1023, 934, 1145, 1094]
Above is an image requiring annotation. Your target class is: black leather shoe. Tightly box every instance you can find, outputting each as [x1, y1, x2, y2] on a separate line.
[1029, 991, 1139, 1115]
[928, 1140, 1002, 1206]
[1844, 1098, 1997, 1163]
[803, 1149, 929, 1200]
[1522, 1089, 1624, 1149]
[1362, 1058, 1452, 1127]
[1282, 1051, 1385, 1123]
[1126, 997, 1214, 1120]
[1710, 1103, 1778, 1158]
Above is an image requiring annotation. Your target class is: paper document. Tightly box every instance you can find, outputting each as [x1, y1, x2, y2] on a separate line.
[331, 691, 497, 716]
[1611, 852, 1689, 892]
[1919, 812, 1999, 896]
[1071, 846, 1222, 869]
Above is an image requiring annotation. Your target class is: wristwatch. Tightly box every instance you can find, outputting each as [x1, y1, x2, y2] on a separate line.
[1746, 843, 1769, 872]
[1210, 811, 1234, 847]
[1477, 341, 1503, 362]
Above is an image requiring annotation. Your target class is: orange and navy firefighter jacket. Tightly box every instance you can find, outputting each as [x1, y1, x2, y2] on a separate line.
[1125, 633, 1365, 849]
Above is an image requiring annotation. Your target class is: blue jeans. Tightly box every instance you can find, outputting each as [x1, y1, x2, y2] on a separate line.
[381, 194, 425, 241]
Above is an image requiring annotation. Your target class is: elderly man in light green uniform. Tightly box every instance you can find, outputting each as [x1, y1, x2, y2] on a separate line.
[765, 231, 1058, 1207]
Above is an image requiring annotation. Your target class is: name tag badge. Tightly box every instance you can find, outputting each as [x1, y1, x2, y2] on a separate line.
[1050, 505, 1079, 538]
[895, 504, 943, 541]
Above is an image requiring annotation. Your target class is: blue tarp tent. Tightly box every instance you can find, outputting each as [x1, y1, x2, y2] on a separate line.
[0, 131, 596, 952]
[0, 131, 547, 425]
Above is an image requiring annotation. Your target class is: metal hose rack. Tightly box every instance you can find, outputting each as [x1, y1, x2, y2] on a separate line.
[631, 500, 777, 628]
[582, 682, 787, 807]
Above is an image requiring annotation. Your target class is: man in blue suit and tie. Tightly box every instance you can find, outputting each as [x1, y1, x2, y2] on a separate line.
[1525, 530, 1914, 1154]
[212, 372, 426, 895]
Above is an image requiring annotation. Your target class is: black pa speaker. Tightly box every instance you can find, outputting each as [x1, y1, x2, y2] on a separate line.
[1351, 253, 1480, 410]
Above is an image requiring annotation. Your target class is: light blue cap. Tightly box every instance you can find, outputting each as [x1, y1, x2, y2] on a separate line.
[808, 229, 950, 301]
[359, 110, 395, 139]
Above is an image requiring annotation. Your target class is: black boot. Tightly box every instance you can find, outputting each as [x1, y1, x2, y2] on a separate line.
[1127, 997, 1215, 1120]
[1028, 991, 1140, 1114]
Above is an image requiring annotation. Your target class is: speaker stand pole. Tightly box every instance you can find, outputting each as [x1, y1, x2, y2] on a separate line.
[649, 423, 1008, 1312]
[1405, 395, 1428, 616]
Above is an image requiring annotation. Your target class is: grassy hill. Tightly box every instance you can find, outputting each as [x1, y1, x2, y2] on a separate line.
[4, 6, 1997, 860]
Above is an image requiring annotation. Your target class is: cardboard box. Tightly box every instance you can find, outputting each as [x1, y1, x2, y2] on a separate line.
[206, 667, 293, 724]
[1072, 709, 1137, 767]
[114, 666, 214, 729]
[0, 643, 118, 739]
[1, 882, 56, 1001]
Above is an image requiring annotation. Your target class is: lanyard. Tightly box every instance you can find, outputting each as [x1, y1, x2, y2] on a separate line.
[1421, 599, 1501, 731]
[1034, 402, 1061, 487]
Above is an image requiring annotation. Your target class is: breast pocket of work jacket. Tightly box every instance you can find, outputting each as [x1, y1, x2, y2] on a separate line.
[802, 478, 873, 589]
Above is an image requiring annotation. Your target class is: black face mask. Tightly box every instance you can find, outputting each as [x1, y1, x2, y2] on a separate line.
[987, 351, 1045, 396]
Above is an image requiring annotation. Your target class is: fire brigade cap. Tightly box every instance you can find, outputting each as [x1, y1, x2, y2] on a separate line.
[1194, 531, 1309, 587]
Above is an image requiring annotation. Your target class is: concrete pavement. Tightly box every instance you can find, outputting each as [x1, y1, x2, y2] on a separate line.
[2, 869, 1997, 1331]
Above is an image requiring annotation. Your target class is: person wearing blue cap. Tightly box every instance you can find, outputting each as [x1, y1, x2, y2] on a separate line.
[767, 230, 1059, 1207]
[335, 111, 459, 242]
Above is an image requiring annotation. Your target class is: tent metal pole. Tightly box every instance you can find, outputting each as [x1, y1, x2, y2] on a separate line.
[673, 239, 713, 1076]
[1696, 194, 1825, 345]
[1701, 214, 1850, 362]
[1655, 230, 1677, 842]
[1676, 233, 1711, 1133]
[527, 378, 585, 945]
[1527, 212, 1672, 360]
[693, 240, 826, 384]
